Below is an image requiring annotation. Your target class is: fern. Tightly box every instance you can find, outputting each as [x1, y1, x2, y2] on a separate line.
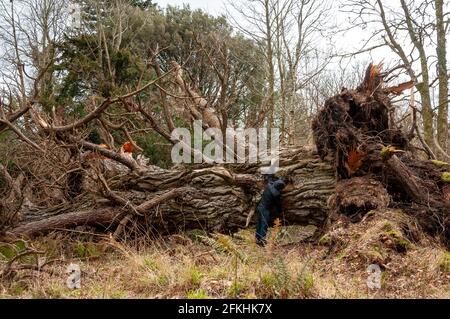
[292, 258, 315, 297]
[261, 257, 291, 298]
[267, 218, 282, 253]
[273, 257, 290, 288]
[197, 233, 247, 298]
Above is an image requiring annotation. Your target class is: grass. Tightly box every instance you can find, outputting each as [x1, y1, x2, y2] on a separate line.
[187, 289, 209, 299]
[1, 210, 449, 299]
[439, 252, 450, 273]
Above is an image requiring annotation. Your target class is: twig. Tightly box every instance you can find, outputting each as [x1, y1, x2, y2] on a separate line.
[113, 187, 196, 239]
[408, 91, 436, 159]
[0, 118, 43, 152]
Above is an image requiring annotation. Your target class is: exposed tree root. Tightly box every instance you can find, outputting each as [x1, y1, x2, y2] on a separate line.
[312, 63, 450, 245]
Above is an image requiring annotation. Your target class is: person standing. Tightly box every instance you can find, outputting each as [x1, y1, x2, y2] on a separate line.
[255, 179, 286, 246]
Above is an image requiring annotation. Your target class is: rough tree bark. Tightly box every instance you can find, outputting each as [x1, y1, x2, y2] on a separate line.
[435, 0, 448, 152]
[9, 147, 335, 238]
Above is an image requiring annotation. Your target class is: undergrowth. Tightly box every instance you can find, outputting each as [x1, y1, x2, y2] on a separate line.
[1, 210, 449, 299]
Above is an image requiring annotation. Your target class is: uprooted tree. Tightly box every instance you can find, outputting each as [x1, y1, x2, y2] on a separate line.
[313, 63, 450, 245]
[0, 16, 336, 239]
[1, 61, 449, 248]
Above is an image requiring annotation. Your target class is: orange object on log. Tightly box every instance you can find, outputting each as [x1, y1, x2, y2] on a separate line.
[346, 145, 366, 176]
[122, 141, 134, 153]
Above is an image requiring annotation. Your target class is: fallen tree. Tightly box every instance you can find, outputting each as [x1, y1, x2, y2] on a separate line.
[8, 147, 335, 238]
[1, 51, 337, 239]
[2, 63, 449, 247]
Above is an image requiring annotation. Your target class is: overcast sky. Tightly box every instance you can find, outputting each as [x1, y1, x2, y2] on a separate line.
[2, 0, 446, 91]
[154, 0, 394, 68]
[155, 0, 225, 16]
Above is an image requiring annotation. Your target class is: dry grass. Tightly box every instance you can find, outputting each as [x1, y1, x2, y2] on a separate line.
[1, 210, 449, 299]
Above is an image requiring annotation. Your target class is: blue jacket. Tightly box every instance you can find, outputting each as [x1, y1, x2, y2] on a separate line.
[257, 180, 285, 215]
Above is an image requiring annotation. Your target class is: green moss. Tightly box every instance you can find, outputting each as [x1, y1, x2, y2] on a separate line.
[385, 229, 400, 237]
[385, 230, 410, 252]
[442, 172, 450, 183]
[318, 235, 332, 246]
[365, 210, 377, 219]
[0, 245, 15, 261]
[431, 160, 450, 168]
[380, 145, 395, 159]
[381, 221, 395, 232]
[0, 240, 28, 261]
[0, 241, 35, 264]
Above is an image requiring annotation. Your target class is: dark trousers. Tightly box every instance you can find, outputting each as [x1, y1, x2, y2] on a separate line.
[255, 204, 271, 244]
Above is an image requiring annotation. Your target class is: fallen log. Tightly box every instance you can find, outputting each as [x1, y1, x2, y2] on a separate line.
[9, 147, 335, 238]
[10, 208, 117, 238]
[9, 63, 448, 246]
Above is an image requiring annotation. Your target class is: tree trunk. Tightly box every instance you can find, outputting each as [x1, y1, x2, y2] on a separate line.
[400, 0, 435, 149]
[435, 0, 448, 152]
[264, 0, 275, 128]
[9, 147, 335, 238]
